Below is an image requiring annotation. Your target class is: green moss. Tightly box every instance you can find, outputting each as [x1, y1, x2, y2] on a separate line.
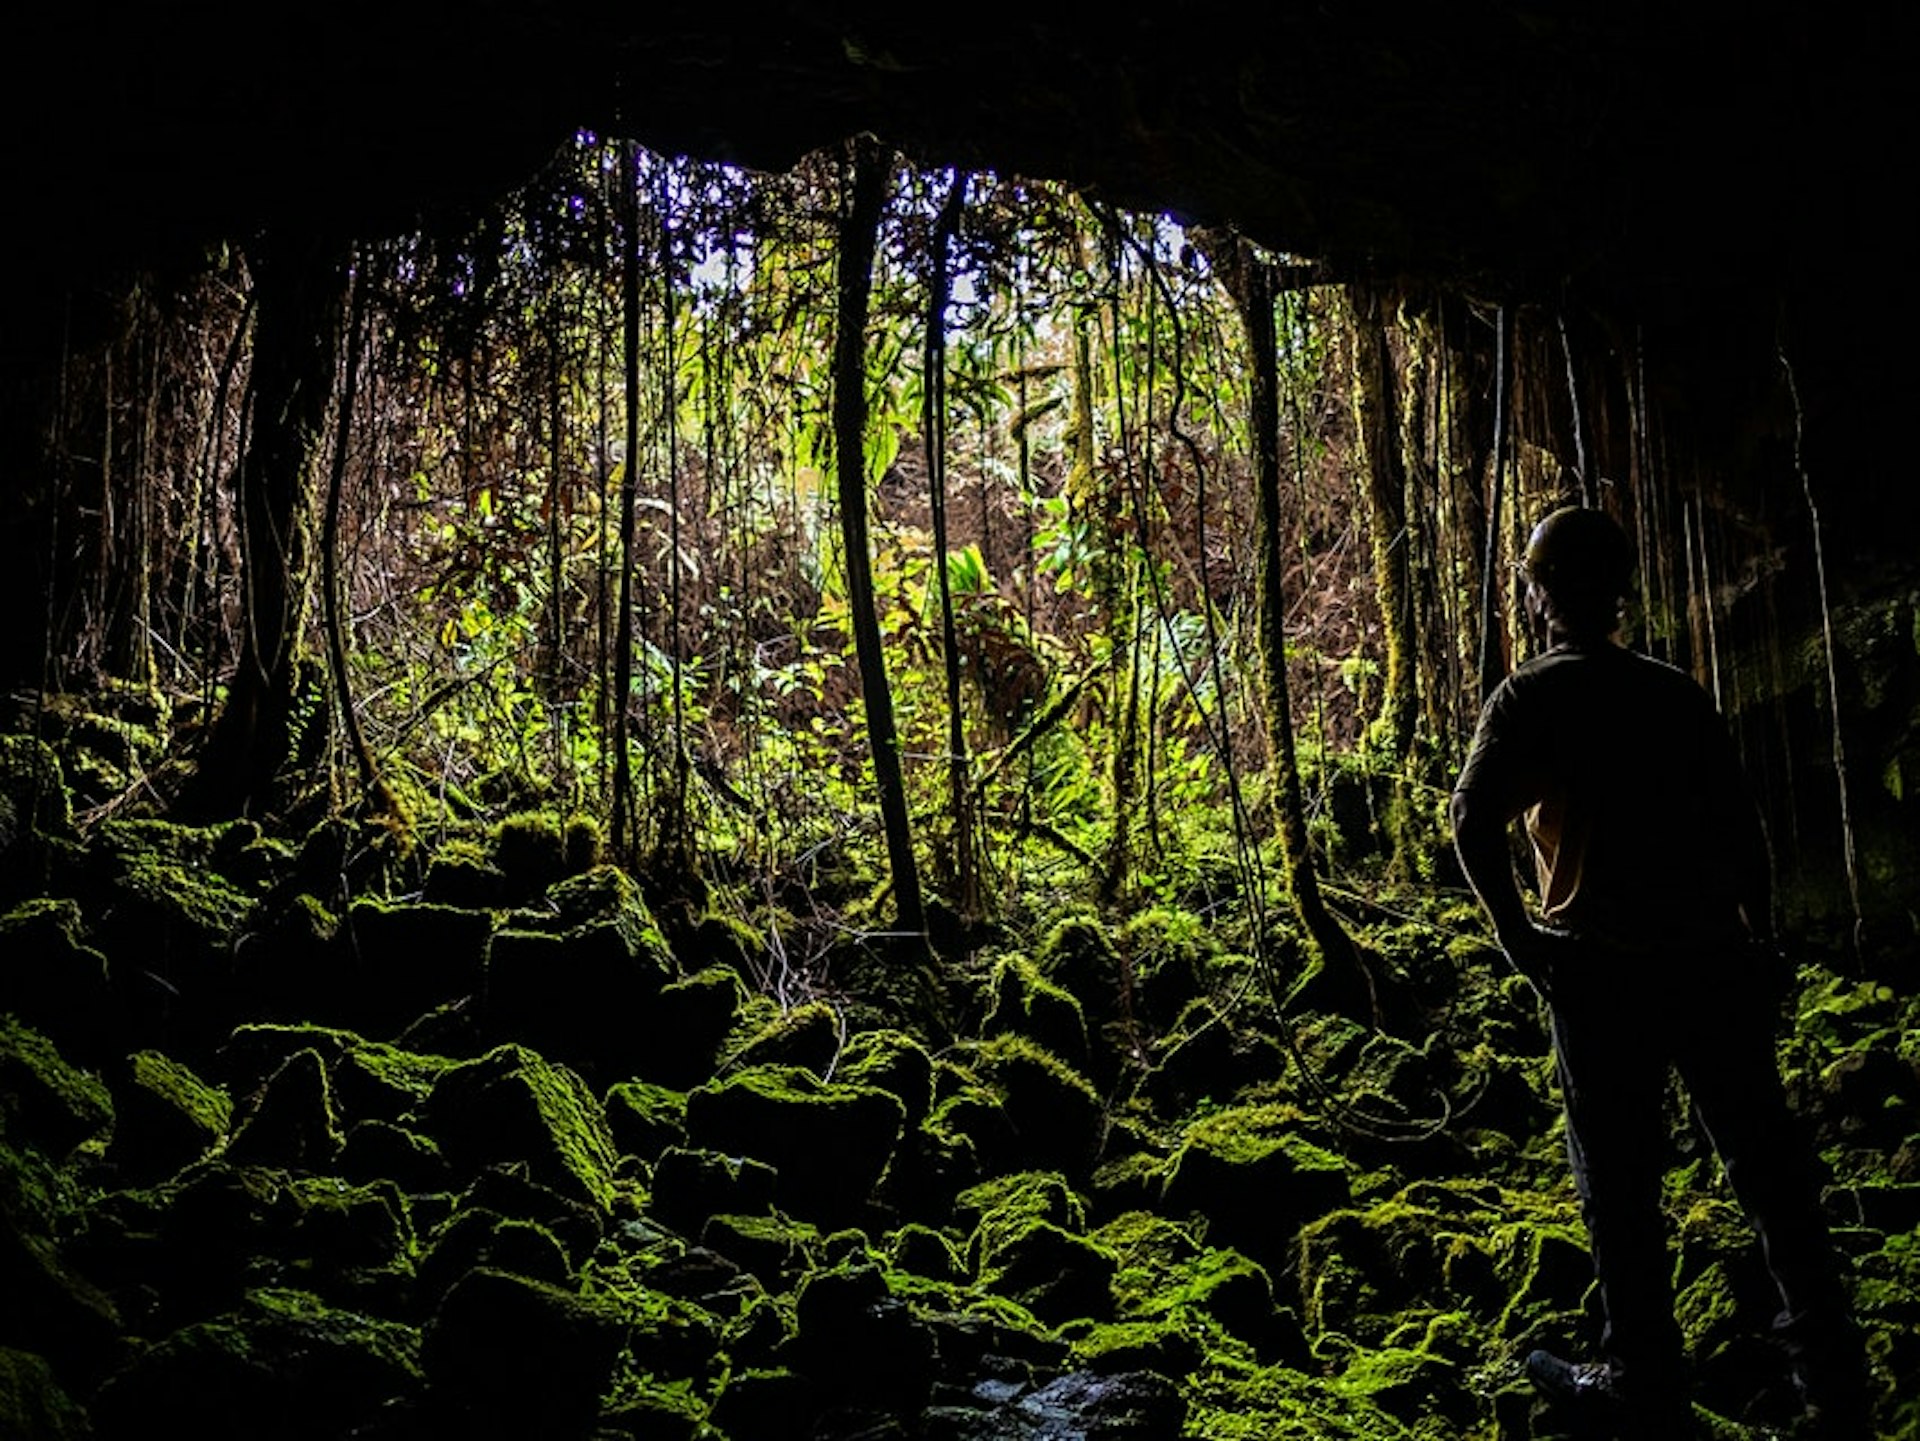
[983, 952, 1090, 1067]
[685, 1063, 905, 1219]
[724, 999, 842, 1074]
[492, 810, 568, 895]
[604, 1080, 688, 1162]
[966, 1033, 1104, 1173]
[418, 1044, 622, 1212]
[0, 1345, 89, 1441]
[836, 1028, 935, 1126]
[0, 1014, 112, 1158]
[1067, 1314, 1205, 1375]
[226, 1048, 342, 1171]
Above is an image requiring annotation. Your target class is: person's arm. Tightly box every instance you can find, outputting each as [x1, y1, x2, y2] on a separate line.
[1451, 788, 1562, 992]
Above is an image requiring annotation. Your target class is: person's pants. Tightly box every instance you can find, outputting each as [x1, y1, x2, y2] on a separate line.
[1545, 939, 1861, 1404]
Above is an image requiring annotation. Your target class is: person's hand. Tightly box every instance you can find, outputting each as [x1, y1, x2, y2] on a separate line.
[1496, 921, 1578, 999]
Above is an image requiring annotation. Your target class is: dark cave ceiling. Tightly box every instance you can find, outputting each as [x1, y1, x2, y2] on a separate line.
[8, 5, 1896, 302]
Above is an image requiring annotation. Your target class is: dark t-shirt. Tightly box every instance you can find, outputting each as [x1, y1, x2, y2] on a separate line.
[1455, 642, 1757, 948]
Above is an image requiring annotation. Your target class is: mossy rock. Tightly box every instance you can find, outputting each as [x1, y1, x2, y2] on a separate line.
[965, 1034, 1103, 1176]
[604, 1079, 688, 1163]
[89, 818, 254, 950]
[1031, 913, 1126, 1018]
[837, 1028, 936, 1127]
[90, 1287, 419, 1441]
[0, 1152, 120, 1376]
[1117, 905, 1220, 1029]
[0, 1015, 111, 1160]
[685, 1064, 905, 1222]
[0, 735, 72, 904]
[337, 1119, 449, 1192]
[699, 1210, 821, 1288]
[598, 1377, 706, 1441]
[982, 952, 1091, 1072]
[1160, 1103, 1351, 1273]
[885, 1221, 965, 1281]
[725, 999, 842, 1075]
[637, 966, 749, 1088]
[421, 1267, 625, 1433]
[224, 1048, 341, 1172]
[0, 1344, 89, 1441]
[416, 1045, 621, 1213]
[649, 1146, 778, 1236]
[454, 1166, 606, 1268]
[709, 1366, 822, 1441]
[339, 899, 492, 1037]
[490, 811, 570, 900]
[1333, 1342, 1475, 1429]
[106, 1048, 228, 1181]
[421, 842, 506, 908]
[0, 899, 113, 1056]
[418, 1207, 572, 1304]
[780, 1261, 937, 1410]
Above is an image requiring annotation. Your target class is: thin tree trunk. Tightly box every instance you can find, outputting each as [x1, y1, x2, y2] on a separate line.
[1235, 244, 1367, 1000]
[1348, 284, 1417, 759]
[1477, 305, 1512, 704]
[319, 251, 392, 815]
[924, 171, 977, 917]
[835, 136, 924, 934]
[611, 142, 643, 859]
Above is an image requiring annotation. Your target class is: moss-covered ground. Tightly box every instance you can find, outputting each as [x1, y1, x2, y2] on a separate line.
[1, 755, 1916, 1438]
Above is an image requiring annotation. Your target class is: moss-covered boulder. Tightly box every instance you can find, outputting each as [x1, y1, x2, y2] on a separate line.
[778, 1261, 937, 1413]
[0, 900, 113, 1057]
[224, 1048, 340, 1172]
[416, 1045, 621, 1213]
[0, 1344, 90, 1441]
[417, 1207, 572, 1304]
[1096, 1209, 1305, 1364]
[338, 899, 492, 1037]
[725, 998, 842, 1075]
[1034, 913, 1125, 1021]
[0, 736, 73, 906]
[90, 1286, 418, 1441]
[0, 1016, 111, 1161]
[959, 1171, 1115, 1327]
[982, 953, 1091, 1072]
[420, 1267, 624, 1435]
[965, 1034, 1104, 1176]
[486, 870, 678, 1077]
[685, 1063, 905, 1221]
[1160, 1103, 1351, 1273]
[699, 1210, 821, 1289]
[604, 1079, 688, 1162]
[105, 1049, 228, 1181]
[837, 1028, 936, 1127]
[649, 1146, 777, 1235]
[635, 966, 748, 1087]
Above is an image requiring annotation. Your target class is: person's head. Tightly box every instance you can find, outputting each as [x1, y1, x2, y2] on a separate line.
[1523, 505, 1635, 641]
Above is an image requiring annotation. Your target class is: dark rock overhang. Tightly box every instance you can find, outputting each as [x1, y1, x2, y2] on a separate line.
[7, 5, 1895, 301]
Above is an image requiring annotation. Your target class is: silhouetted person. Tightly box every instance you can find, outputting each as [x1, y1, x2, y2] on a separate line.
[1451, 506, 1869, 1439]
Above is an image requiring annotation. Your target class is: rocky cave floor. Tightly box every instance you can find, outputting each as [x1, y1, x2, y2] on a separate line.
[2, 731, 1918, 1440]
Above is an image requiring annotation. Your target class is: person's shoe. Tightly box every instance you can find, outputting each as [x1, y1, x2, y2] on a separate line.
[1525, 1349, 1625, 1410]
[1525, 1350, 1697, 1438]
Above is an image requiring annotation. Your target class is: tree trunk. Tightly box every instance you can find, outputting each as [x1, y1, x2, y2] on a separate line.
[611, 142, 643, 859]
[1347, 284, 1418, 759]
[924, 171, 977, 917]
[183, 232, 344, 818]
[835, 137, 924, 934]
[1235, 246, 1370, 1005]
